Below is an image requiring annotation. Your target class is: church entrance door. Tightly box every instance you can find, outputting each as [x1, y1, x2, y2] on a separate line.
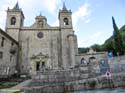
[36, 61, 46, 71]
[36, 61, 40, 71]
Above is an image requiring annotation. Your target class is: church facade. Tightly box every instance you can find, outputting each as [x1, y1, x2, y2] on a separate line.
[6, 3, 78, 74]
[0, 2, 107, 76]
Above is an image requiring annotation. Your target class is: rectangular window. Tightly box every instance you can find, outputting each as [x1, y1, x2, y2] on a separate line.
[11, 42, 14, 46]
[0, 52, 3, 59]
[36, 62, 40, 71]
[42, 62, 45, 67]
[1, 37, 5, 47]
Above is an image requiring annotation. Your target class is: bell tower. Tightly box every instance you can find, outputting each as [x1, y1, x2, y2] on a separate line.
[58, 2, 72, 29]
[58, 3, 76, 69]
[6, 2, 24, 41]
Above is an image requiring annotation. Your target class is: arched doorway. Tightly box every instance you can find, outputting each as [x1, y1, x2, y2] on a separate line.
[89, 57, 96, 64]
[35, 61, 46, 71]
[30, 52, 49, 74]
[80, 58, 87, 64]
[89, 57, 96, 62]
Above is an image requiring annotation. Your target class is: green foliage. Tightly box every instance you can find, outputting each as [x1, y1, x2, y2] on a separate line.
[78, 47, 89, 54]
[120, 25, 125, 52]
[90, 44, 102, 52]
[112, 16, 124, 55]
[100, 21, 125, 56]
[104, 39, 115, 52]
[0, 75, 30, 89]
[88, 80, 96, 88]
[79, 17, 125, 56]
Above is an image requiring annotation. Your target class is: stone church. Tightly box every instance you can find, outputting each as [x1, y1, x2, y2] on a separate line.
[0, 2, 107, 76]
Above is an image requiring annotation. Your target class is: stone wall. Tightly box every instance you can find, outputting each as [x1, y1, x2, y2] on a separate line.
[76, 52, 108, 65]
[24, 84, 64, 93]
[23, 58, 125, 93]
[24, 66, 90, 93]
[109, 62, 125, 73]
[29, 68, 89, 87]
[64, 73, 125, 92]
[108, 56, 125, 63]
[0, 30, 18, 77]
[24, 72, 125, 93]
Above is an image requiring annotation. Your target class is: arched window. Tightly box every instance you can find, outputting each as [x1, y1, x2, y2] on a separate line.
[38, 20, 43, 28]
[11, 17, 16, 25]
[89, 57, 96, 63]
[81, 58, 87, 64]
[63, 18, 69, 25]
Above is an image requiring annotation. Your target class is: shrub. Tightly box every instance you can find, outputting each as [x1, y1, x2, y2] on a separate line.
[88, 80, 96, 88]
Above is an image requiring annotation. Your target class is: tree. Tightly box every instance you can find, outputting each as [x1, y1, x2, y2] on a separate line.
[90, 44, 101, 52]
[105, 39, 116, 55]
[112, 16, 124, 55]
[78, 47, 89, 54]
[120, 25, 125, 52]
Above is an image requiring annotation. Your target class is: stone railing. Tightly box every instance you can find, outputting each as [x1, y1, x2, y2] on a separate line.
[0, 66, 16, 78]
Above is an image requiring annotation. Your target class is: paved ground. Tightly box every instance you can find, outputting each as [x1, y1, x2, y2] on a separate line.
[0, 79, 31, 93]
[11, 79, 31, 89]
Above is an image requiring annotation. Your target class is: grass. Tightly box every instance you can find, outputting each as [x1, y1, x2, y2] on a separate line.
[0, 74, 30, 89]
[0, 89, 22, 93]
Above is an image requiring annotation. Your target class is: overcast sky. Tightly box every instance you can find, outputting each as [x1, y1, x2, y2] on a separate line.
[0, 0, 125, 47]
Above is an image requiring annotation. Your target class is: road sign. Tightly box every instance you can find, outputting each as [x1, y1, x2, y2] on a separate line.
[108, 52, 113, 58]
[105, 71, 111, 79]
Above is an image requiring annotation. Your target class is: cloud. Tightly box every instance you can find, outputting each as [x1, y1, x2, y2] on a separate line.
[51, 3, 91, 27]
[72, 3, 90, 27]
[51, 20, 59, 26]
[0, 11, 6, 30]
[0, 2, 11, 30]
[0, 0, 62, 29]
[78, 31, 103, 47]
[20, 0, 61, 14]
[86, 31, 102, 41]
[40, 0, 61, 14]
[85, 18, 90, 23]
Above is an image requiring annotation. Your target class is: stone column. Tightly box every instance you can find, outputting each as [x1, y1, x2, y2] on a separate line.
[68, 34, 75, 67]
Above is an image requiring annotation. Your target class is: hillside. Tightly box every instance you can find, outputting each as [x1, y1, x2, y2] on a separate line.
[78, 24, 125, 55]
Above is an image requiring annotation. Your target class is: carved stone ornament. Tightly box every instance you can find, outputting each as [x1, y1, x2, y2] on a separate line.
[31, 52, 49, 60]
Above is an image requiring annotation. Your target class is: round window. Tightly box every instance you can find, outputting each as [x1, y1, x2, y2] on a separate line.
[37, 32, 44, 38]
